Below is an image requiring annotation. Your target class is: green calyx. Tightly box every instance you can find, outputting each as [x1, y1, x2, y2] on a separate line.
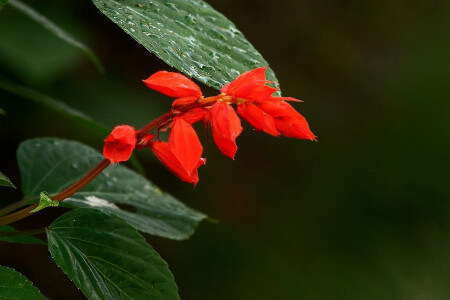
[30, 191, 59, 213]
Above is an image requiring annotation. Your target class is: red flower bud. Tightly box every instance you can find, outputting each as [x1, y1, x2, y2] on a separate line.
[150, 117, 205, 185]
[210, 101, 242, 159]
[143, 71, 202, 99]
[237, 103, 280, 136]
[103, 125, 137, 163]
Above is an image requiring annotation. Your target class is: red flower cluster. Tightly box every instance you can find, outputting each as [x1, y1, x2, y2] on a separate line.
[103, 68, 315, 185]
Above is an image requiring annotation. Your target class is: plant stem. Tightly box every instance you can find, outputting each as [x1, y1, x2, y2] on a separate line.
[52, 158, 111, 201]
[136, 111, 174, 139]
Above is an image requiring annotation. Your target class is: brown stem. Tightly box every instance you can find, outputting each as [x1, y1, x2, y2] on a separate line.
[53, 158, 110, 201]
[136, 111, 174, 139]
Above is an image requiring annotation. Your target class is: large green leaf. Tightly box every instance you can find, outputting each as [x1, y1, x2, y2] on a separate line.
[0, 225, 46, 245]
[47, 208, 179, 299]
[8, 0, 103, 73]
[0, 266, 45, 300]
[92, 0, 278, 90]
[0, 171, 15, 188]
[18, 138, 206, 240]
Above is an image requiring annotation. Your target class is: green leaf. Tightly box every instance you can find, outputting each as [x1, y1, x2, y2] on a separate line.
[0, 171, 15, 188]
[29, 191, 59, 213]
[0, 225, 46, 245]
[0, 107, 5, 115]
[8, 0, 103, 73]
[91, 0, 278, 90]
[0, 266, 45, 300]
[47, 208, 179, 299]
[18, 138, 206, 240]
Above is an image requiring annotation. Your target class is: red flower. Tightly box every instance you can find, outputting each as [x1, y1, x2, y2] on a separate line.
[219, 67, 315, 140]
[150, 117, 205, 185]
[143, 71, 202, 99]
[210, 101, 242, 159]
[259, 101, 316, 140]
[103, 125, 137, 163]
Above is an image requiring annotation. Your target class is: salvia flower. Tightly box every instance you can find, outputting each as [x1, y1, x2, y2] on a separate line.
[103, 125, 137, 164]
[221, 67, 316, 141]
[103, 67, 315, 185]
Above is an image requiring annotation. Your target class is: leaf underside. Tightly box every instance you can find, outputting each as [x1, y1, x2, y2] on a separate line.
[91, 0, 279, 90]
[47, 208, 179, 300]
[18, 138, 206, 240]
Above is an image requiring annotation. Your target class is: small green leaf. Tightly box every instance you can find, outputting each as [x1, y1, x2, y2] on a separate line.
[0, 225, 46, 245]
[47, 208, 179, 299]
[0, 266, 45, 299]
[18, 138, 206, 240]
[0, 107, 5, 115]
[29, 192, 59, 213]
[91, 0, 278, 90]
[0, 171, 15, 188]
[8, 0, 103, 73]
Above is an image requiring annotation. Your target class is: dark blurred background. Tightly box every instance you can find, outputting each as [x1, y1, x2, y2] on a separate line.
[1, 0, 449, 299]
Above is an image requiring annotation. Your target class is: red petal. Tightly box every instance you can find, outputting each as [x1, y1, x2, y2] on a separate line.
[221, 67, 267, 95]
[237, 103, 279, 136]
[172, 96, 198, 109]
[150, 141, 203, 185]
[103, 125, 137, 163]
[169, 117, 203, 174]
[143, 71, 202, 98]
[274, 117, 316, 140]
[236, 84, 278, 102]
[259, 101, 316, 140]
[259, 101, 300, 118]
[210, 101, 242, 159]
[180, 108, 208, 124]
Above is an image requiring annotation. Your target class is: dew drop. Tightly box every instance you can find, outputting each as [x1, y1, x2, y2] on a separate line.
[185, 15, 197, 25]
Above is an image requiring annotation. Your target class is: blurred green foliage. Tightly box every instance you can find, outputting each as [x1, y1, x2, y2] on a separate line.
[0, 0, 449, 299]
